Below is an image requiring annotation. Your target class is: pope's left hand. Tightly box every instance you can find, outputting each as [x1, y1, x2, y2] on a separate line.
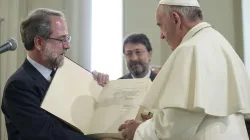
[141, 113, 152, 121]
[92, 70, 109, 87]
[118, 120, 141, 140]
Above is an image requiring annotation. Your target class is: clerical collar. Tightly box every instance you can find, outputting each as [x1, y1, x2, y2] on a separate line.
[131, 69, 151, 78]
[27, 55, 52, 81]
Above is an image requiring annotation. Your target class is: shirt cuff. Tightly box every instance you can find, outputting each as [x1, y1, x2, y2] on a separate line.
[134, 119, 158, 140]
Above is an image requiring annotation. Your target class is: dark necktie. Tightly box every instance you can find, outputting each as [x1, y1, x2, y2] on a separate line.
[50, 69, 57, 78]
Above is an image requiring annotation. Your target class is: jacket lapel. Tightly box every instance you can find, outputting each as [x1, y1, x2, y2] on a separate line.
[127, 74, 133, 79]
[149, 71, 157, 81]
[22, 59, 50, 93]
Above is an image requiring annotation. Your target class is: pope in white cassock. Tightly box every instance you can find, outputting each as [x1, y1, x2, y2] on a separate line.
[116, 0, 250, 140]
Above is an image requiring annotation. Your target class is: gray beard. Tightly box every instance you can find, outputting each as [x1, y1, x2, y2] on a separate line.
[131, 68, 149, 78]
[43, 55, 64, 69]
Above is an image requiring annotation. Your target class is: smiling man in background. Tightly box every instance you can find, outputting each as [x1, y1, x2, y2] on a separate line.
[120, 33, 157, 81]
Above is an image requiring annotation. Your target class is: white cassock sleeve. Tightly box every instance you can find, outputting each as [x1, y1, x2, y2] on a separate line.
[134, 108, 206, 140]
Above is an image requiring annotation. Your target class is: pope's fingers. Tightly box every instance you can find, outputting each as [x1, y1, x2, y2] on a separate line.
[124, 119, 135, 124]
[141, 113, 152, 120]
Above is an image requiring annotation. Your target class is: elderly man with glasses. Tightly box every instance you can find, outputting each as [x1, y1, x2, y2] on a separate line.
[1, 8, 108, 140]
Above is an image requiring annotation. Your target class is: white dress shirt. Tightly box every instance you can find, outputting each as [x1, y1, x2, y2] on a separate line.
[27, 56, 52, 81]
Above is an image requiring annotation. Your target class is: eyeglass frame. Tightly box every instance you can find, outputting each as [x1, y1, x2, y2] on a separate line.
[124, 50, 146, 58]
[47, 35, 72, 44]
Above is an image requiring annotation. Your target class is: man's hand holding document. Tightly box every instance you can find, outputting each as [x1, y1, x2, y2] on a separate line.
[41, 57, 152, 139]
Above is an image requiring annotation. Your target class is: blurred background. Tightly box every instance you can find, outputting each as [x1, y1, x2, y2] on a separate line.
[0, 0, 249, 139]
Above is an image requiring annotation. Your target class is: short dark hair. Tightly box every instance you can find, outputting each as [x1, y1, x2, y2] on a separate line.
[20, 8, 65, 50]
[123, 33, 152, 53]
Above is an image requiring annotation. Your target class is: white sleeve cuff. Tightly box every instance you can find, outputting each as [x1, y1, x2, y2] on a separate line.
[134, 119, 158, 140]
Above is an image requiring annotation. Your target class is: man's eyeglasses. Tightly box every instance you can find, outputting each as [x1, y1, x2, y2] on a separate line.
[125, 50, 145, 58]
[48, 36, 71, 44]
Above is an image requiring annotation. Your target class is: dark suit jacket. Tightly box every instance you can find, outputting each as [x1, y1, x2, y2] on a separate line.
[245, 119, 250, 137]
[1, 59, 91, 140]
[119, 71, 157, 81]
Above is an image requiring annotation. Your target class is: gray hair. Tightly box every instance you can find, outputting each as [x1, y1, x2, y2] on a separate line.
[20, 8, 65, 50]
[162, 5, 203, 21]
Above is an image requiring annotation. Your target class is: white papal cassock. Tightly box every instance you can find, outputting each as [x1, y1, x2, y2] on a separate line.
[134, 21, 250, 139]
